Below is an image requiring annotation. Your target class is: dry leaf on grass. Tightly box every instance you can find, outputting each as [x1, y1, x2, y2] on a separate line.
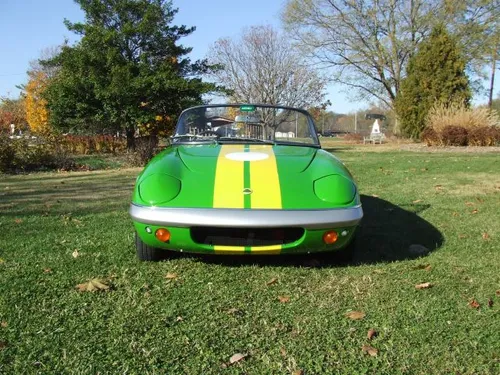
[229, 353, 247, 364]
[482, 232, 490, 240]
[266, 277, 278, 286]
[43, 268, 52, 273]
[415, 282, 432, 289]
[76, 278, 110, 292]
[413, 264, 432, 271]
[14, 218, 22, 224]
[176, 316, 183, 322]
[412, 199, 423, 204]
[371, 194, 379, 198]
[434, 185, 443, 191]
[345, 311, 366, 320]
[72, 250, 79, 258]
[488, 298, 494, 308]
[468, 299, 480, 309]
[367, 329, 377, 340]
[226, 308, 240, 315]
[165, 272, 178, 280]
[361, 344, 378, 357]
[1, 321, 7, 328]
[496, 290, 500, 297]
[471, 209, 479, 214]
[278, 296, 290, 303]
[292, 370, 304, 375]
[465, 202, 475, 206]
[458, 234, 467, 239]
[280, 347, 287, 358]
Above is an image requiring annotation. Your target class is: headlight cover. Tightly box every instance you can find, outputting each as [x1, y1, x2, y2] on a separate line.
[138, 174, 181, 205]
[314, 174, 356, 205]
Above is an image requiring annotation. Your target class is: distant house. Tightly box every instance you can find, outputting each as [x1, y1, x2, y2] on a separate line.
[275, 131, 295, 138]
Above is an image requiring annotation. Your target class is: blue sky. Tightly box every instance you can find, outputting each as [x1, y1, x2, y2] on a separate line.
[0, 0, 495, 113]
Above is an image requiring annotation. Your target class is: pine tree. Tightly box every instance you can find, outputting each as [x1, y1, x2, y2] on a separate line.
[395, 25, 471, 138]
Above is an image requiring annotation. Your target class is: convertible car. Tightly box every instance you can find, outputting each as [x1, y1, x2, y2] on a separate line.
[130, 104, 363, 260]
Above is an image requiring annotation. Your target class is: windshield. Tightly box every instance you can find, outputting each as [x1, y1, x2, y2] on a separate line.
[173, 104, 320, 146]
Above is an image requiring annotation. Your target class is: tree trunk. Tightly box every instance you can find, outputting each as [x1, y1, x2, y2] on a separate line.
[126, 125, 135, 151]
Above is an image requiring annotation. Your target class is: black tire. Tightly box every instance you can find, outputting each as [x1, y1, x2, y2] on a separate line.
[135, 232, 164, 261]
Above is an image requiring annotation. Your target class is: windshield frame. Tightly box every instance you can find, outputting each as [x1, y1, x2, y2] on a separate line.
[172, 104, 321, 148]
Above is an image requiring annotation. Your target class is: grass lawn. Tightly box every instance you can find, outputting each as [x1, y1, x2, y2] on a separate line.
[1, 144, 499, 374]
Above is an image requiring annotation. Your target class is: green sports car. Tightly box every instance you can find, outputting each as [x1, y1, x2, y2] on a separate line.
[130, 104, 363, 260]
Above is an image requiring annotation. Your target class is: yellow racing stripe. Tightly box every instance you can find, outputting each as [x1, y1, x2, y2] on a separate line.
[213, 145, 245, 209]
[249, 145, 282, 209]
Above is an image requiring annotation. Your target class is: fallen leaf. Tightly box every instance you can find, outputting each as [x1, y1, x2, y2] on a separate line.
[488, 298, 494, 308]
[72, 250, 79, 258]
[458, 234, 467, 239]
[280, 347, 287, 358]
[278, 296, 290, 303]
[434, 185, 443, 191]
[75, 278, 110, 292]
[226, 308, 240, 315]
[420, 168, 428, 171]
[471, 209, 479, 214]
[415, 282, 432, 289]
[266, 277, 278, 286]
[165, 272, 178, 280]
[482, 232, 490, 240]
[43, 268, 52, 273]
[465, 202, 475, 206]
[292, 370, 304, 375]
[1, 321, 7, 328]
[229, 353, 247, 364]
[367, 329, 377, 340]
[361, 344, 378, 357]
[176, 316, 183, 322]
[14, 218, 22, 224]
[412, 199, 423, 204]
[371, 194, 379, 198]
[496, 290, 500, 297]
[452, 212, 460, 217]
[345, 311, 366, 320]
[468, 299, 480, 309]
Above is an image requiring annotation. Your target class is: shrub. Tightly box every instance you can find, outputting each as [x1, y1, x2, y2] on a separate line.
[343, 133, 363, 143]
[427, 102, 499, 132]
[128, 136, 160, 166]
[441, 126, 468, 146]
[420, 127, 441, 146]
[468, 126, 500, 146]
[0, 135, 75, 173]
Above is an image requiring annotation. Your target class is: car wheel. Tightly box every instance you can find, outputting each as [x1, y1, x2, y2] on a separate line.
[135, 232, 164, 261]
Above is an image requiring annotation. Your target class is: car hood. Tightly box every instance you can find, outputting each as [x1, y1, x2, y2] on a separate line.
[133, 143, 358, 210]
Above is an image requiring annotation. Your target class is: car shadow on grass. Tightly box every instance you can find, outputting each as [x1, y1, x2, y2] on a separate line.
[179, 195, 444, 268]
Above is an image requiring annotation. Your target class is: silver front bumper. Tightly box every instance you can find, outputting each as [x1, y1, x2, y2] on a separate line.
[130, 204, 363, 230]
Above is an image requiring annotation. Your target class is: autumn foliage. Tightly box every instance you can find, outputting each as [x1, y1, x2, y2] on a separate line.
[24, 71, 50, 134]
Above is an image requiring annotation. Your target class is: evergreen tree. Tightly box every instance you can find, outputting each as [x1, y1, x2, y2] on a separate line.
[44, 0, 218, 148]
[395, 25, 471, 138]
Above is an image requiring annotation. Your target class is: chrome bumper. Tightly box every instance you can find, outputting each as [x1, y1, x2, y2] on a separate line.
[130, 204, 363, 230]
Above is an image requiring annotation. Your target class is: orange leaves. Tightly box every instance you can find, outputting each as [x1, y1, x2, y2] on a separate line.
[277, 296, 290, 303]
[75, 278, 110, 292]
[468, 299, 480, 309]
[367, 329, 377, 340]
[362, 344, 378, 357]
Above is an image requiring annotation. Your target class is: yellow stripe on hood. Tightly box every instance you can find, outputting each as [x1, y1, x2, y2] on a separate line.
[213, 145, 245, 209]
[249, 145, 282, 209]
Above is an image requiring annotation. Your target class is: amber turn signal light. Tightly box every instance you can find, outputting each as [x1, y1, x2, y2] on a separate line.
[155, 228, 171, 242]
[323, 230, 338, 244]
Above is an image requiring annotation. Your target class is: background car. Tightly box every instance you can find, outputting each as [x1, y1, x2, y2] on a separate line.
[130, 104, 363, 260]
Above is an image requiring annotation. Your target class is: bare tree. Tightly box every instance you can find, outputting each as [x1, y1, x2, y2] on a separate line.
[208, 25, 327, 108]
[281, 0, 446, 109]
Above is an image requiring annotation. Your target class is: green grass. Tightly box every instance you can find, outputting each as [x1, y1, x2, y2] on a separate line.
[1, 145, 499, 374]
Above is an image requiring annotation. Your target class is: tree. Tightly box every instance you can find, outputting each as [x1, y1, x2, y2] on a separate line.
[44, 0, 218, 148]
[282, 0, 500, 109]
[208, 25, 327, 108]
[282, 0, 443, 109]
[395, 26, 471, 138]
[0, 97, 27, 134]
[24, 71, 50, 134]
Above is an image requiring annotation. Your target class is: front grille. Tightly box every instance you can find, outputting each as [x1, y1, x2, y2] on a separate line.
[191, 227, 304, 247]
